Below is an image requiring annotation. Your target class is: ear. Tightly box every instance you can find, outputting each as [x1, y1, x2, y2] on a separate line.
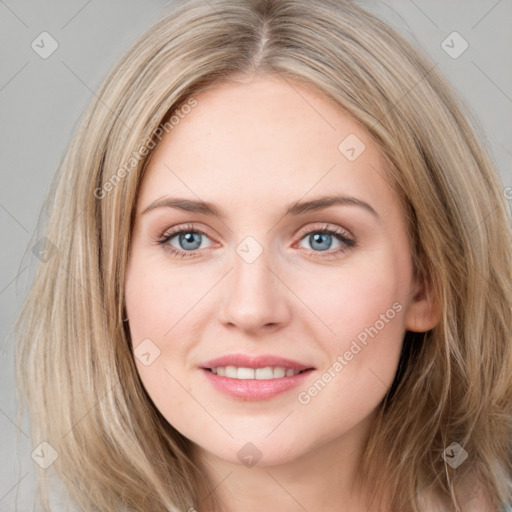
[404, 273, 441, 333]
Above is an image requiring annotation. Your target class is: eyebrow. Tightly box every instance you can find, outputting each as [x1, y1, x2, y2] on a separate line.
[141, 194, 379, 219]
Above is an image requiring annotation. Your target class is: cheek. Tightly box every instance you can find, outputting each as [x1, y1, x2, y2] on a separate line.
[124, 254, 206, 398]
[294, 248, 409, 403]
[299, 250, 408, 347]
[125, 258, 193, 421]
[125, 254, 196, 343]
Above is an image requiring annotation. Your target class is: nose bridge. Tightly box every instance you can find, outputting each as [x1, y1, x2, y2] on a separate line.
[219, 233, 289, 331]
[234, 236, 272, 290]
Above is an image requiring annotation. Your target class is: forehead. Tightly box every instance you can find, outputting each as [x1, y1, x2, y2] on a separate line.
[136, 75, 397, 221]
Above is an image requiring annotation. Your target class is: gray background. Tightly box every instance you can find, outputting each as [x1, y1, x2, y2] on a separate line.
[1, 0, 511, 509]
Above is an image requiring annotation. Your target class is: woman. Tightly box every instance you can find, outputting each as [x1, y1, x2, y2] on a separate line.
[14, 0, 512, 510]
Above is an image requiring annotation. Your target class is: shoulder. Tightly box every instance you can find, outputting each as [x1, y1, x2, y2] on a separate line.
[454, 474, 499, 512]
[419, 474, 498, 512]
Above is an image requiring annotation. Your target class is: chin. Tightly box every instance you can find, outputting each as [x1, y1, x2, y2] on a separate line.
[192, 434, 306, 468]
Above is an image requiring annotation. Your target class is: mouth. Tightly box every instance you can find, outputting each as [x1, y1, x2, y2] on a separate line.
[204, 366, 312, 379]
[198, 355, 315, 401]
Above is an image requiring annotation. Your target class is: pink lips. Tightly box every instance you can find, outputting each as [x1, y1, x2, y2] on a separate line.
[199, 353, 315, 401]
[200, 354, 313, 372]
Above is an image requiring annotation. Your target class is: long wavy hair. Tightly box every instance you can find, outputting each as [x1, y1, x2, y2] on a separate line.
[13, 0, 512, 510]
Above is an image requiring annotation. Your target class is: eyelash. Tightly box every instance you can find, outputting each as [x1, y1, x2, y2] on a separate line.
[154, 222, 356, 260]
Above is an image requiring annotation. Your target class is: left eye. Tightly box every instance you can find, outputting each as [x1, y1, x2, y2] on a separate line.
[167, 230, 209, 252]
[156, 223, 355, 259]
[297, 229, 351, 252]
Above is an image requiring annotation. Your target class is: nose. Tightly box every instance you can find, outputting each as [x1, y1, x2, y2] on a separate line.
[218, 243, 291, 334]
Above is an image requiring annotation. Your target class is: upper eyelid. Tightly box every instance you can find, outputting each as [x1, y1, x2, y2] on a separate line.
[164, 223, 216, 240]
[296, 222, 353, 239]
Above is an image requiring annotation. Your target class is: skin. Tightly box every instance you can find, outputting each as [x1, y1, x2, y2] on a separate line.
[124, 73, 440, 511]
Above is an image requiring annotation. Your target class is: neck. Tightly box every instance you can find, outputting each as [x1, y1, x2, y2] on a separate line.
[191, 412, 384, 512]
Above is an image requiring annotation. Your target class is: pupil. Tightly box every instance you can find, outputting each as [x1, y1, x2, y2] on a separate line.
[180, 232, 201, 250]
[311, 233, 331, 251]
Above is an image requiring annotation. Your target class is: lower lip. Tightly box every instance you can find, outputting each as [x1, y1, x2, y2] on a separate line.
[200, 368, 314, 401]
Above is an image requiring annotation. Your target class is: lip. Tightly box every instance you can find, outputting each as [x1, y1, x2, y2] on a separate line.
[199, 354, 314, 372]
[199, 353, 315, 401]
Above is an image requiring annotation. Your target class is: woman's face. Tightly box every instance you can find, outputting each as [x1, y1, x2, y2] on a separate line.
[125, 74, 436, 469]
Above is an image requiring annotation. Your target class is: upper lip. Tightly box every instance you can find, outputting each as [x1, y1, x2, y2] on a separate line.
[199, 354, 314, 371]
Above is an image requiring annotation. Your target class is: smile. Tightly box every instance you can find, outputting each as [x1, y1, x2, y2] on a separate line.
[208, 366, 307, 379]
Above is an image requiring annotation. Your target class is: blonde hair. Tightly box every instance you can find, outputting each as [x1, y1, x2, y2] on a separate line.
[14, 0, 512, 510]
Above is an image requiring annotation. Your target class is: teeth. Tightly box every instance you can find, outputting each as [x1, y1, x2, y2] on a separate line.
[237, 367, 255, 380]
[255, 367, 274, 379]
[273, 367, 286, 378]
[225, 366, 237, 378]
[211, 366, 303, 380]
